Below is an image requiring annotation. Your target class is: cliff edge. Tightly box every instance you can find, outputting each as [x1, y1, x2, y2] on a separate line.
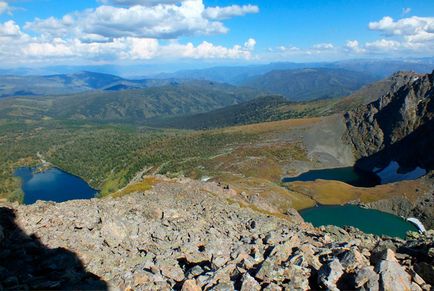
[345, 71, 434, 171]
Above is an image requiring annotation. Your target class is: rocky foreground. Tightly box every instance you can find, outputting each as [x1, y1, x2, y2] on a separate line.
[0, 177, 433, 290]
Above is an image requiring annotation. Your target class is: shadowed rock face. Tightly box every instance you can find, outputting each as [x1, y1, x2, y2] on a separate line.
[0, 207, 108, 290]
[1, 177, 433, 290]
[344, 71, 434, 171]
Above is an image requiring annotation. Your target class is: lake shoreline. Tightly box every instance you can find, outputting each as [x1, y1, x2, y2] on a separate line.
[15, 166, 99, 205]
[299, 204, 418, 239]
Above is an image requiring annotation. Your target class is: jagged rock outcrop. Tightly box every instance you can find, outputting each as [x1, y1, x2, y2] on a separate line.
[344, 70, 434, 170]
[0, 177, 433, 290]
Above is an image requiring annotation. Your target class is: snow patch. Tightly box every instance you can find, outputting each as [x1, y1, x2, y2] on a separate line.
[406, 217, 426, 233]
[374, 161, 426, 184]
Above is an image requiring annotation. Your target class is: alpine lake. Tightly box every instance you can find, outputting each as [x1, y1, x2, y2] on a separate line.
[14, 163, 424, 238]
[15, 167, 98, 205]
[282, 164, 426, 238]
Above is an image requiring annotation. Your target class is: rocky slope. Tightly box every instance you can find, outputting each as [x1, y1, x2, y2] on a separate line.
[344, 71, 434, 171]
[1, 177, 433, 290]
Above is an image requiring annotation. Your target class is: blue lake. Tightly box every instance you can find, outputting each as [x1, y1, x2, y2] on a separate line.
[300, 205, 418, 239]
[282, 166, 380, 187]
[15, 167, 98, 204]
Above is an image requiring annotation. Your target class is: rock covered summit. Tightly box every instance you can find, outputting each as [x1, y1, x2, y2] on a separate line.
[1, 176, 433, 290]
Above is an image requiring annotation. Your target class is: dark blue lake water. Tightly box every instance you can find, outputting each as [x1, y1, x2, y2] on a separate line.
[282, 167, 380, 187]
[300, 205, 418, 239]
[15, 167, 98, 204]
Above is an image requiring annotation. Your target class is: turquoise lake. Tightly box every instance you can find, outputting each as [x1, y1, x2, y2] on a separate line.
[300, 205, 418, 239]
[15, 167, 98, 204]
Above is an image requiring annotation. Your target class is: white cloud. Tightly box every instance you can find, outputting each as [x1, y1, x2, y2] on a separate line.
[23, 39, 75, 57]
[402, 7, 411, 15]
[161, 40, 255, 59]
[369, 16, 434, 40]
[127, 38, 160, 59]
[98, 0, 183, 6]
[26, 16, 76, 39]
[0, 20, 22, 37]
[366, 16, 434, 54]
[203, 4, 259, 20]
[312, 43, 334, 50]
[365, 39, 401, 50]
[15, 35, 255, 63]
[0, 0, 260, 65]
[244, 38, 256, 50]
[271, 45, 300, 52]
[25, 0, 259, 40]
[3, 2, 434, 65]
[345, 40, 365, 53]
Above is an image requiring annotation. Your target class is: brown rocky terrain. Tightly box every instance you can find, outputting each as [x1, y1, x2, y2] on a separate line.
[1, 176, 433, 290]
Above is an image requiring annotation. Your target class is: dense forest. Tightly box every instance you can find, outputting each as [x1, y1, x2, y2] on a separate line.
[0, 119, 255, 201]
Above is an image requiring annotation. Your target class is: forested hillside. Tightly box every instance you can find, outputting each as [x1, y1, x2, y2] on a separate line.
[242, 68, 378, 101]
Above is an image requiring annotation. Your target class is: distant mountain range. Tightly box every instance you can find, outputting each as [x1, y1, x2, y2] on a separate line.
[0, 80, 262, 123]
[153, 58, 434, 84]
[0, 71, 176, 98]
[241, 68, 377, 101]
[147, 71, 426, 130]
[0, 67, 377, 102]
[1, 59, 433, 126]
[145, 96, 294, 129]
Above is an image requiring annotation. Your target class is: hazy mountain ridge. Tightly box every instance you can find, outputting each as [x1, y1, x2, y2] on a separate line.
[145, 96, 295, 129]
[242, 68, 378, 101]
[148, 71, 424, 130]
[0, 80, 263, 123]
[151, 58, 434, 84]
[0, 71, 176, 98]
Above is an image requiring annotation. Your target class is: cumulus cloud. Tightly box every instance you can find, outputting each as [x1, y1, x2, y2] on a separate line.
[98, 0, 183, 6]
[160, 40, 255, 59]
[0, 20, 23, 37]
[345, 40, 365, 53]
[5, 0, 259, 64]
[369, 16, 434, 40]
[13, 34, 256, 63]
[244, 38, 256, 50]
[203, 4, 259, 20]
[366, 16, 434, 54]
[0, 0, 259, 65]
[270, 45, 300, 52]
[312, 43, 334, 50]
[23, 39, 75, 58]
[365, 39, 401, 50]
[261, 15, 434, 61]
[25, 0, 260, 40]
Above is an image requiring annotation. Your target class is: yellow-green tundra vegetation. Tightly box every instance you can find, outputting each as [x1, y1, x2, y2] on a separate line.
[1, 113, 431, 221]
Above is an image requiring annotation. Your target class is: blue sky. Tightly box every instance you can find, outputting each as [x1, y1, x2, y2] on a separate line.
[0, 0, 433, 68]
